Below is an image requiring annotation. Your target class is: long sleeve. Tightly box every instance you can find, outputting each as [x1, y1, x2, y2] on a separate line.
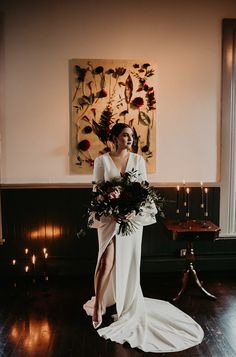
[89, 155, 114, 229]
[132, 155, 157, 227]
[93, 156, 104, 183]
[138, 155, 147, 182]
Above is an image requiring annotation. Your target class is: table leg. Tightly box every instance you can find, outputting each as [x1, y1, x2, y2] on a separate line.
[173, 242, 216, 301]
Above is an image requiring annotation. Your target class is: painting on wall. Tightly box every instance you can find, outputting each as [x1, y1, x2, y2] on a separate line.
[69, 59, 157, 174]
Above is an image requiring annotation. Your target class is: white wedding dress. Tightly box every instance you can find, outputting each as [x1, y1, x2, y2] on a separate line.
[83, 152, 204, 353]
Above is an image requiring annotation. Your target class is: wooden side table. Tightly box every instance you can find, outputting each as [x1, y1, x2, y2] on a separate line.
[164, 219, 220, 301]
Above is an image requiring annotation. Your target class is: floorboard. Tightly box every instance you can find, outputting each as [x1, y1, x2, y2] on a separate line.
[0, 271, 236, 356]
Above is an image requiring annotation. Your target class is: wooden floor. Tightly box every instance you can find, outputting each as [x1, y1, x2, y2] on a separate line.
[0, 271, 236, 357]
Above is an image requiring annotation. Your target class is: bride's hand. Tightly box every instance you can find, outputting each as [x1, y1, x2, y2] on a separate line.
[115, 211, 136, 223]
[124, 210, 136, 221]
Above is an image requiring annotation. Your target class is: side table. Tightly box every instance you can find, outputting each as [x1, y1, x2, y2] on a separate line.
[164, 219, 220, 301]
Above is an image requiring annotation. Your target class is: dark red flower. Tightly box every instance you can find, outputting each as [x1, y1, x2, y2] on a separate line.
[97, 89, 107, 98]
[133, 64, 139, 68]
[141, 145, 149, 153]
[131, 97, 144, 108]
[106, 69, 114, 74]
[115, 67, 126, 76]
[93, 66, 104, 74]
[78, 140, 90, 151]
[83, 126, 92, 134]
[75, 65, 86, 82]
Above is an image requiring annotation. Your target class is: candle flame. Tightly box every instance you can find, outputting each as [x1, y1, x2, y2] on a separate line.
[200, 181, 203, 187]
[25, 248, 29, 254]
[186, 188, 190, 194]
[25, 266, 29, 273]
[44, 252, 48, 259]
[43, 248, 47, 254]
[32, 255, 36, 265]
[12, 259, 16, 265]
[177, 185, 180, 191]
[204, 188, 208, 193]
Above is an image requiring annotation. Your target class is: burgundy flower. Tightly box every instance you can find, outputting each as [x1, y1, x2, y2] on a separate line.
[133, 64, 139, 68]
[83, 126, 92, 134]
[75, 65, 86, 82]
[97, 89, 107, 98]
[78, 140, 90, 151]
[142, 63, 150, 69]
[131, 97, 144, 108]
[106, 69, 114, 74]
[93, 66, 104, 74]
[115, 67, 126, 76]
[141, 145, 149, 153]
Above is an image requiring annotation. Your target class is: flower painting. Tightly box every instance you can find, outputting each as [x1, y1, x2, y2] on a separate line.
[69, 59, 157, 174]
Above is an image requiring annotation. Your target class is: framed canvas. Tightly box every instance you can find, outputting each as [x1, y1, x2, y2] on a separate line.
[69, 59, 157, 174]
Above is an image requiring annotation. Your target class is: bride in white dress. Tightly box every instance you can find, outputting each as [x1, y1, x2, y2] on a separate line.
[83, 123, 204, 353]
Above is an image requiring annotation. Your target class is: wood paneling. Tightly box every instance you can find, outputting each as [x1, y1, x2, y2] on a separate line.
[0, 186, 235, 275]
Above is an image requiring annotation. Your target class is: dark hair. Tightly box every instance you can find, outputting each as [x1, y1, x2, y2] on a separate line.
[109, 123, 132, 143]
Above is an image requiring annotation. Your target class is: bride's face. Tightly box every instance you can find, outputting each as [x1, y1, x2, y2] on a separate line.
[116, 127, 133, 150]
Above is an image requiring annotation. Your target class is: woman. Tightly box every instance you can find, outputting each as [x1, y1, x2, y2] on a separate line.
[83, 123, 204, 353]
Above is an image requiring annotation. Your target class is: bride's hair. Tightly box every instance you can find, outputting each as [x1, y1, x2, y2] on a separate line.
[109, 123, 132, 143]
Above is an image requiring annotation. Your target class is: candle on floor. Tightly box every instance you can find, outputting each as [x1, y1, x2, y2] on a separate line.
[12, 259, 17, 288]
[32, 255, 36, 283]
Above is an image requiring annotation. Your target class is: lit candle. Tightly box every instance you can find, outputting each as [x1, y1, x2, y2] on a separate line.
[204, 188, 208, 217]
[12, 259, 17, 288]
[25, 248, 29, 255]
[32, 255, 36, 265]
[176, 185, 180, 214]
[186, 188, 190, 217]
[25, 265, 29, 273]
[43, 248, 47, 255]
[44, 252, 48, 259]
[200, 182, 204, 209]
[183, 180, 187, 207]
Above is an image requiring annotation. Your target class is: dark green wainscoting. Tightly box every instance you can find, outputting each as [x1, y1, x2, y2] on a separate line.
[0, 186, 235, 276]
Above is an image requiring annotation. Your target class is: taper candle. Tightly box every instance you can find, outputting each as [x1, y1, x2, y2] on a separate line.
[183, 180, 187, 207]
[186, 188, 190, 217]
[200, 182, 204, 209]
[204, 188, 208, 217]
[176, 185, 180, 214]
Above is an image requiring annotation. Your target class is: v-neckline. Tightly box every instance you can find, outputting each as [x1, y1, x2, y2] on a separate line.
[107, 152, 131, 175]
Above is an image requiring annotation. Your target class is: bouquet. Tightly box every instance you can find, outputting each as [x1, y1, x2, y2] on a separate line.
[86, 169, 164, 235]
